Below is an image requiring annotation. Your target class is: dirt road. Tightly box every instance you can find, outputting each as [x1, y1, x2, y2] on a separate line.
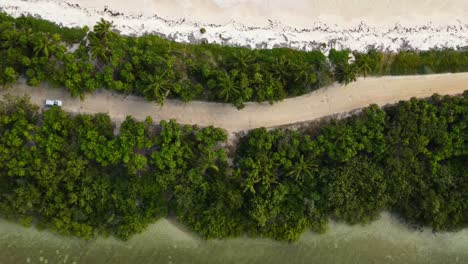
[3, 73, 468, 132]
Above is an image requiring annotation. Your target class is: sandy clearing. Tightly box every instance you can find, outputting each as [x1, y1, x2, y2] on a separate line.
[2, 73, 467, 133]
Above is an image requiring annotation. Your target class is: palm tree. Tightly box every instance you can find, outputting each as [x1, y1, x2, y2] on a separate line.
[142, 71, 171, 105]
[198, 149, 220, 174]
[32, 32, 56, 58]
[0, 28, 21, 50]
[231, 50, 254, 71]
[0, 22, 34, 51]
[88, 33, 111, 63]
[287, 155, 318, 182]
[93, 18, 117, 42]
[242, 158, 277, 194]
[292, 61, 317, 85]
[31, 33, 63, 58]
[336, 63, 358, 85]
[216, 70, 240, 102]
[270, 56, 290, 84]
[356, 54, 372, 78]
[243, 175, 259, 194]
[87, 19, 117, 63]
[1, 67, 18, 88]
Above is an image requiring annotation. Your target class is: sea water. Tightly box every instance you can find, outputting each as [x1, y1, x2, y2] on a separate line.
[1, 213, 467, 264]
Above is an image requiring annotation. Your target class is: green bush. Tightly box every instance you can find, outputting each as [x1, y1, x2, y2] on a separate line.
[2, 12, 468, 107]
[13, 15, 88, 43]
[0, 92, 466, 241]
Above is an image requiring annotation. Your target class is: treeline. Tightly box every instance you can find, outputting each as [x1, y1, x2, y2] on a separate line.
[0, 13, 333, 108]
[0, 92, 466, 241]
[234, 93, 468, 240]
[0, 94, 231, 239]
[353, 49, 468, 76]
[1, 13, 468, 107]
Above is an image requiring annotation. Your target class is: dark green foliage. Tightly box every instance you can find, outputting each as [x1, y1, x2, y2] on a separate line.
[328, 49, 351, 65]
[4, 13, 467, 107]
[354, 49, 468, 76]
[0, 13, 334, 106]
[321, 157, 388, 224]
[0, 93, 467, 241]
[1, 13, 468, 239]
[233, 93, 467, 240]
[0, 95, 229, 240]
[0, 67, 18, 87]
[6, 14, 87, 43]
[384, 94, 468, 230]
[329, 49, 359, 85]
[236, 128, 327, 241]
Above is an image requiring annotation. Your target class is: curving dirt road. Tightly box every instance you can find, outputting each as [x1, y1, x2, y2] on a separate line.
[2, 73, 468, 132]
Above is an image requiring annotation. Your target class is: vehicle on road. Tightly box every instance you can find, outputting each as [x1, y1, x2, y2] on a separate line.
[45, 99, 63, 107]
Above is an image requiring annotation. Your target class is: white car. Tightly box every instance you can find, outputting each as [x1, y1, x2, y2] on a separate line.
[45, 99, 63, 107]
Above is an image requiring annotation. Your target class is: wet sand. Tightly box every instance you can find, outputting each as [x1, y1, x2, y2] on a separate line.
[1, 213, 467, 264]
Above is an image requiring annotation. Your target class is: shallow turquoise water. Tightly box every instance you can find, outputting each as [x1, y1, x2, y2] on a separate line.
[1, 213, 467, 264]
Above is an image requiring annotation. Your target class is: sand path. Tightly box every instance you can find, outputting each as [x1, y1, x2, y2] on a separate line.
[2, 73, 468, 132]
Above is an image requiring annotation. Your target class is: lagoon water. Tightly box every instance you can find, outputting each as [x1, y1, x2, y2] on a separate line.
[1, 213, 467, 264]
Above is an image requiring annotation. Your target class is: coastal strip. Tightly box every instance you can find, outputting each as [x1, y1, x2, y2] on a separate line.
[1, 0, 468, 51]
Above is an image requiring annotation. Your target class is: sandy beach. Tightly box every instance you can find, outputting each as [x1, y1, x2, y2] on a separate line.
[3, 73, 467, 133]
[2, 0, 468, 51]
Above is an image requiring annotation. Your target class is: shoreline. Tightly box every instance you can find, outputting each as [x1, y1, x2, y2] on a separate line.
[0, 212, 467, 263]
[1, 0, 468, 52]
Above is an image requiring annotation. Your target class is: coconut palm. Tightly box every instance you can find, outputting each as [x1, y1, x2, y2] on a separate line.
[231, 50, 254, 71]
[87, 19, 117, 63]
[336, 63, 358, 85]
[88, 33, 111, 63]
[32, 33, 51, 57]
[287, 155, 318, 182]
[0, 28, 21, 50]
[270, 56, 290, 83]
[198, 149, 220, 174]
[292, 61, 317, 85]
[242, 157, 277, 194]
[93, 18, 117, 42]
[31, 33, 64, 58]
[142, 70, 171, 105]
[1, 67, 18, 88]
[356, 54, 372, 78]
[216, 70, 240, 102]
[1, 21, 32, 50]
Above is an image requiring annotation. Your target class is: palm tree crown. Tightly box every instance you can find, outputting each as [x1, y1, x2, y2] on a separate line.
[93, 19, 117, 42]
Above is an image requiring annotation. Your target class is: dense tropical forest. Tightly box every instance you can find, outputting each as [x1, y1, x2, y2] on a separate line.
[0, 92, 466, 241]
[1, 13, 468, 107]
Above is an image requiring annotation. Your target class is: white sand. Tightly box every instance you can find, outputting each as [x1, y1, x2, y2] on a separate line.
[2, 0, 468, 51]
[3, 73, 467, 133]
